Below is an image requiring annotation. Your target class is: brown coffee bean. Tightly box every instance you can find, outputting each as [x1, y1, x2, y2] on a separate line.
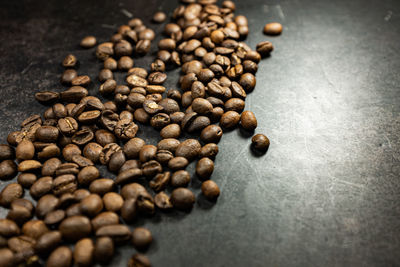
[196, 157, 214, 180]
[53, 174, 77, 196]
[36, 194, 59, 218]
[136, 39, 151, 55]
[128, 253, 151, 267]
[72, 75, 91, 87]
[47, 246, 72, 267]
[62, 54, 77, 68]
[0, 248, 14, 267]
[154, 191, 173, 210]
[73, 238, 94, 267]
[142, 160, 162, 178]
[168, 157, 189, 171]
[82, 143, 102, 163]
[6, 200, 33, 225]
[96, 224, 131, 243]
[80, 36, 97, 48]
[76, 166, 99, 186]
[35, 126, 59, 142]
[157, 138, 180, 153]
[59, 215, 92, 241]
[72, 154, 93, 168]
[61, 86, 88, 103]
[153, 11, 166, 23]
[0, 183, 23, 207]
[175, 139, 201, 161]
[0, 219, 20, 237]
[99, 143, 122, 165]
[0, 160, 17, 180]
[35, 231, 62, 255]
[58, 117, 79, 136]
[139, 145, 157, 162]
[56, 163, 79, 176]
[251, 134, 270, 153]
[123, 138, 145, 160]
[103, 192, 124, 212]
[133, 108, 150, 124]
[243, 59, 258, 74]
[155, 150, 173, 165]
[15, 140, 34, 161]
[256, 41, 274, 57]
[62, 144, 81, 162]
[240, 110, 257, 131]
[158, 98, 180, 114]
[225, 98, 245, 113]
[171, 188, 195, 210]
[201, 180, 220, 200]
[61, 69, 78, 85]
[7, 235, 35, 254]
[94, 237, 114, 264]
[191, 98, 213, 115]
[22, 220, 49, 239]
[171, 170, 191, 188]
[0, 144, 14, 161]
[220, 111, 240, 129]
[30, 176, 53, 199]
[170, 112, 185, 125]
[263, 22, 282, 35]
[115, 168, 142, 185]
[89, 179, 115, 195]
[159, 124, 180, 139]
[17, 173, 37, 188]
[115, 119, 138, 140]
[158, 38, 176, 51]
[80, 194, 103, 217]
[132, 227, 152, 251]
[44, 209, 65, 226]
[149, 172, 171, 192]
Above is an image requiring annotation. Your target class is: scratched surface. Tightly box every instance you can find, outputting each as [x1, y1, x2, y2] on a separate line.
[0, 0, 400, 266]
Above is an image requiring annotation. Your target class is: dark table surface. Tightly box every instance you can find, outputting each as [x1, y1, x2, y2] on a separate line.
[1, 0, 400, 266]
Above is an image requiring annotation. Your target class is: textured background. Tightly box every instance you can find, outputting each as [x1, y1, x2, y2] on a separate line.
[0, 0, 400, 266]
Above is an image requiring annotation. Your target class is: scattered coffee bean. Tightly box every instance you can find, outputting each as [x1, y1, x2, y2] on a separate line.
[251, 134, 270, 153]
[153, 11, 167, 23]
[263, 22, 282, 35]
[132, 227, 152, 250]
[201, 180, 220, 200]
[256, 41, 274, 57]
[128, 253, 151, 267]
[170, 188, 195, 210]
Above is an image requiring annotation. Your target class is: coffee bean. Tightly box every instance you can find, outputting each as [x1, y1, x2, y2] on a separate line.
[36, 194, 59, 218]
[47, 246, 72, 267]
[158, 98, 180, 114]
[171, 188, 195, 210]
[30, 176, 53, 199]
[58, 117, 78, 136]
[155, 150, 174, 165]
[103, 192, 124, 212]
[99, 143, 122, 165]
[0, 248, 15, 267]
[17, 173, 37, 188]
[158, 38, 176, 51]
[168, 157, 189, 171]
[22, 220, 49, 239]
[160, 124, 181, 139]
[240, 110, 257, 131]
[170, 112, 185, 125]
[62, 54, 77, 68]
[35, 126, 59, 142]
[142, 160, 162, 178]
[80, 35, 97, 48]
[96, 224, 131, 243]
[150, 59, 166, 73]
[0, 219, 20, 237]
[53, 174, 77, 196]
[61, 86, 88, 103]
[0, 144, 14, 161]
[139, 145, 157, 162]
[82, 143, 102, 163]
[243, 59, 258, 73]
[201, 180, 220, 200]
[34, 91, 59, 104]
[150, 113, 170, 129]
[44, 209, 65, 226]
[149, 172, 171, 192]
[72, 75, 91, 87]
[80, 194, 103, 217]
[153, 11, 167, 23]
[72, 154, 93, 168]
[61, 69, 78, 85]
[251, 134, 270, 153]
[115, 168, 142, 185]
[118, 56, 134, 70]
[35, 231, 62, 255]
[94, 236, 114, 264]
[0, 183, 23, 207]
[37, 144, 61, 160]
[171, 170, 191, 188]
[77, 166, 99, 186]
[154, 191, 173, 210]
[136, 39, 151, 55]
[0, 160, 17, 180]
[59, 215, 92, 241]
[115, 119, 138, 140]
[65, 203, 82, 217]
[256, 41, 274, 57]
[225, 98, 245, 113]
[196, 157, 214, 180]
[192, 98, 213, 115]
[143, 100, 164, 114]
[128, 253, 151, 267]
[56, 163, 79, 176]
[220, 111, 240, 129]
[187, 116, 211, 133]
[89, 178, 115, 195]
[132, 227, 152, 251]
[175, 139, 201, 161]
[7, 235, 35, 253]
[73, 238, 94, 267]
[263, 22, 282, 35]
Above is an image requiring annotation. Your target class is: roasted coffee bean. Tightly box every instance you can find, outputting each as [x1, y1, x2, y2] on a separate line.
[89, 179, 115, 195]
[191, 81, 205, 99]
[171, 188, 195, 210]
[82, 142, 102, 163]
[139, 145, 157, 162]
[36, 194, 59, 218]
[199, 143, 219, 159]
[53, 174, 77, 196]
[72, 75, 91, 87]
[239, 73, 256, 92]
[149, 172, 170, 192]
[77, 166, 100, 185]
[187, 116, 211, 133]
[114, 40, 133, 57]
[157, 139, 180, 153]
[192, 98, 213, 115]
[37, 144, 61, 160]
[94, 129, 116, 147]
[256, 41, 274, 57]
[251, 134, 270, 153]
[99, 79, 117, 95]
[200, 125, 223, 143]
[154, 191, 173, 210]
[168, 157, 189, 171]
[171, 170, 191, 188]
[136, 39, 151, 55]
[175, 139, 201, 161]
[0, 144, 14, 161]
[80, 35, 97, 48]
[103, 192, 124, 212]
[155, 150, 174, 165]
[158, 98, 180, 114]
[1, 161, 17, 180]
[225, 98, 245, 113]
[17, 160, 40, 173]
[62, 54, 77, 68]
[35, 230, 62, 255]
[62, 144, 81, 161]
[196, 157, 214, 180]
[132, 227, 152, 251]
[61, 86, 88, 103]
[128, 67, 148, 78]
[139, 28, 155, 40]
[150, 59, 166, 73]
[153, 11, 167, 23]
[115, 119, 138, 139]
[220, 111, 240, 129]
[181, 91, 193, 108]
[56, 163, 79, 176]
[61, 69, 78, 84]
[73, 189, 90, 202]
[35, 126, 59, 142]
[180, 112, 197, 132]
[0, 183, 23, 207]
[94, 237, 114, 265]
[123, 138, 145, 159]
[72, 154, 93, 168]
[201, 180, 220, 200]
[158, 38, 176, 51]
[47, 246, 72, 267]
[169, 112, 185, 125]
[58, 117, 79, 136]
[98, 69, 114, 82]
[7, 235, 35, 254]
[115, 168, 142, 185]
[119, 160, 141, 173]
[96, 224, 131, 243]
[80, 194, 103, 217]
[0, 248, 15, 267]
[240, 110, 257, 131]
[22, 220, 49, 239]
[44, 209, 65, 226]
[142, 160, 162, 178]
[118, 56, 134, 70]
[263, 22, 282, 35]
[30, 176, 53, 199]
[59, 216, 91, 241]
[73, 238, 94, 267]
[0, 218, 20, 237]
[120, 198, 138, 223]
[65, 203, 82, 217]
[128, 253, 151, 267]
[127, 93, 146, 110]
[17, 173, 37, 188]
[52, 103, 67, 118]
[100, 143, 121, 165]
[150, 113, 170, 129]
[143, 100, 164, 114]
[78, 110, 101, 124]
[160, 124, 181, 139]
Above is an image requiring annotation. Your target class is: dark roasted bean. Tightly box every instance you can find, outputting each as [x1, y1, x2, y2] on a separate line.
[251, 134, 270, 153]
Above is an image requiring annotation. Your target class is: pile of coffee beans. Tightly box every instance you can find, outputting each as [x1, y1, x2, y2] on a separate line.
[0, 0, 277, 266]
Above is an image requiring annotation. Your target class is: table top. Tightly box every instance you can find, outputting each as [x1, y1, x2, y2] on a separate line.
[0, 0, 399, 266]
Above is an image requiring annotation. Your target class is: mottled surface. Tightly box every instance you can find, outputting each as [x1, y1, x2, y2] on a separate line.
[0, 0, 400, 266]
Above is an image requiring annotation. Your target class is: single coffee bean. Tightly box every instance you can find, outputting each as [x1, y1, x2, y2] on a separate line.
[80, 35, 97, 48]
[61, 69, 78, 85]
[170, 112, 185, 125]
[157, 138, 180, 153]
[142, 160, 162, 178]
[160, 124, 181, 139]
[139, 145, 157, 162]
[239, 73, 256, 92]
[256, 41, 274, 57]
[200, 125, 223, 143]
[181, 91, 193, 108]
[0, 219, 20, 237]
[251, 134, 270, 153]
[149, 172, 171, 192]
[94, 237, 114, 265]
[139, 28, 155, 40]
[53, 174, 77, 196]
[89, 178, 115, 195]
[123, 138, 145, 159]
[168, 157, 189, 171]
[171, 188, 195, 210]
[201, 180, 220, 200]
[187, 116, 211, 133]
[0, 144, 14, 161]
[143, 100, 164, 114]
[65, 203, 82, 217]
[80, 194, 103, 217]
[35, 230, 62, 255]
[55, 163, 79, 176]
[72, 154, 93, 168]
[150, 113, 170, 129]
[95, 129, 116, 147]
[17, 173, 37, 188]
[115, 168, 142, 185]
[73, 238, 94, 267]
[0, 160, 17, 180]
[62, 54, 77, 68]
[128, 67, 148, 78]
[99, 79, 117, 95]
[220, 111, 240, 129]
[7, 235, 35, 253]
[171, 170, 191, 188]
[35, 126, 59, 142]
[36, 194, 59, 218]
[83, 142, 102, 163]
[99, 143, 122, 165]
[128, 253, 151, 267]
[72, 75, 91, 87]
[150, 59, 166, 72]
[46, 246, 72, 267]
[103, 58, 117, 71]
[44, 209, 65, 226]
[119, 160, 141, 173]
[103, 192, 124, 212]
[96, 224, 131, 243]
[132, 227, 152, 251]
[114, 40, 133, 57]
[118, 56, 134, 70]
[30, 176, 53, 199]
[61, 86, 88, 103]
[196, 157, 214, 180]
[225, 98, 245, 113]
[22, 220, 49, 239]
[58, 117, 78, 136]
[192, 98, 213, 115]
[263, 22, 282, 35]
[77, 166, 100, 185]
[59, 215, 92, 241]
[175, 139, 201, 161]
[154, 191, 173, 210]
[153, 11, 167, 23]
[18, 160, 41, 172]
[155, 150, 174, 165]
[114, 119, 138, 140]
[0, 183, 23, 207]
[15, 140, 35, 161]
[240, 110, 257, 131]
[120, 198, 138, 223]
[136, 39, 151, 55]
